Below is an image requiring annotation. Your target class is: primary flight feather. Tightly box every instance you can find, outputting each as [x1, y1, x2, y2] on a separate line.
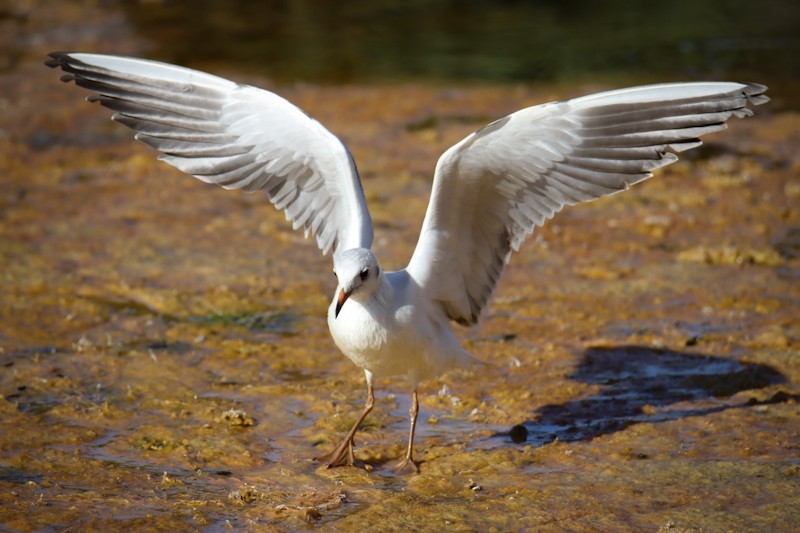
[47, 52, 768, 472]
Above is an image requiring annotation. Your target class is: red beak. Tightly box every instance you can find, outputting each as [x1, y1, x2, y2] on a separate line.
[335, 288, 349, 318]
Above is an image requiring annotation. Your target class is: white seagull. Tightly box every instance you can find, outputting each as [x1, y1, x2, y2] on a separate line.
[46, 52, 768, 473]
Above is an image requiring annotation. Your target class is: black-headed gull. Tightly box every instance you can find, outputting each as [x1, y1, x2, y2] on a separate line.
[46, 52, 768, 473]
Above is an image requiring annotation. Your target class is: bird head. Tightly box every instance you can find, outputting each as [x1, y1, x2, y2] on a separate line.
[332, 248, 381, 318]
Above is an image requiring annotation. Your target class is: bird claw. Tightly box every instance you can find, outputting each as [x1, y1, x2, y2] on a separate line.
[314, 437, 357, 468]
[394, 456, 420, 474]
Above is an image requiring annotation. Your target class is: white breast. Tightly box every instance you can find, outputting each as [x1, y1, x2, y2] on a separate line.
[326, 271, 480, 383]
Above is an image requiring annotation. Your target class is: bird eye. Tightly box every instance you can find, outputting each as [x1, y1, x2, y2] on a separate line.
[332, 269, 338, 279]
[359, 268, 370, 281]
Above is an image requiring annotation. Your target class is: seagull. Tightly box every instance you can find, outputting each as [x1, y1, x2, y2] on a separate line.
[46, 52, 768, 473]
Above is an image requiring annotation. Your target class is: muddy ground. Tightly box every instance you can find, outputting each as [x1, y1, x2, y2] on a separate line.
[1, 2, 798, 532]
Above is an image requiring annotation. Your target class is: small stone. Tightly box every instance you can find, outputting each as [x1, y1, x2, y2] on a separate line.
[509, 424, 528, 443]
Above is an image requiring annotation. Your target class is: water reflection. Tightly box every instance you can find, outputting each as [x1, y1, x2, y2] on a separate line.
[118, 0, 800, 84]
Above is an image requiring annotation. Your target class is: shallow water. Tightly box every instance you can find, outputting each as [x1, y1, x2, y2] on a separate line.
[2, 2, 800, 531]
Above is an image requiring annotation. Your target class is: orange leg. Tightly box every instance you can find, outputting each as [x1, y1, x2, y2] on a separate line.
[394, 389, 420, 474]
[316, 370, 375, 468]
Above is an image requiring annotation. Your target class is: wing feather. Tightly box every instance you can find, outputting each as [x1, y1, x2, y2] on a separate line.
[46, 52, 373, 256]
[407, 82, 768, 325]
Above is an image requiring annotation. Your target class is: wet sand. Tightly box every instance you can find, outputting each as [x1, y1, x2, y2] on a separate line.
[1, 3, 798, 531]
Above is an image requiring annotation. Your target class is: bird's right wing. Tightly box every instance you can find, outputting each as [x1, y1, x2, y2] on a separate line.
[407, 82, 768, 326]
[46, 52, 373, 256]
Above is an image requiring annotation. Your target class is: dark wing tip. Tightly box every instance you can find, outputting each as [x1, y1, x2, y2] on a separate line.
[45, 52, 86, 86]
[44, 51, 71, 68]
[743, 82, 768, 94]
[739, 82, 769, 107]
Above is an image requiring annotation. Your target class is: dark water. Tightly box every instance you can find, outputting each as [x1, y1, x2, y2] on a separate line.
[120, 0, 800, 85]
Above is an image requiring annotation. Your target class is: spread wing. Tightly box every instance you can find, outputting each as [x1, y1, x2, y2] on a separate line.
[46, 52, 373, 256]
[407, 82, 768, 325]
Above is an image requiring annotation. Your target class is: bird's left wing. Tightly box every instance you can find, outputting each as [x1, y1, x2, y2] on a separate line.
[406, 82, 768, 326]
[46, 52, 373, 256]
